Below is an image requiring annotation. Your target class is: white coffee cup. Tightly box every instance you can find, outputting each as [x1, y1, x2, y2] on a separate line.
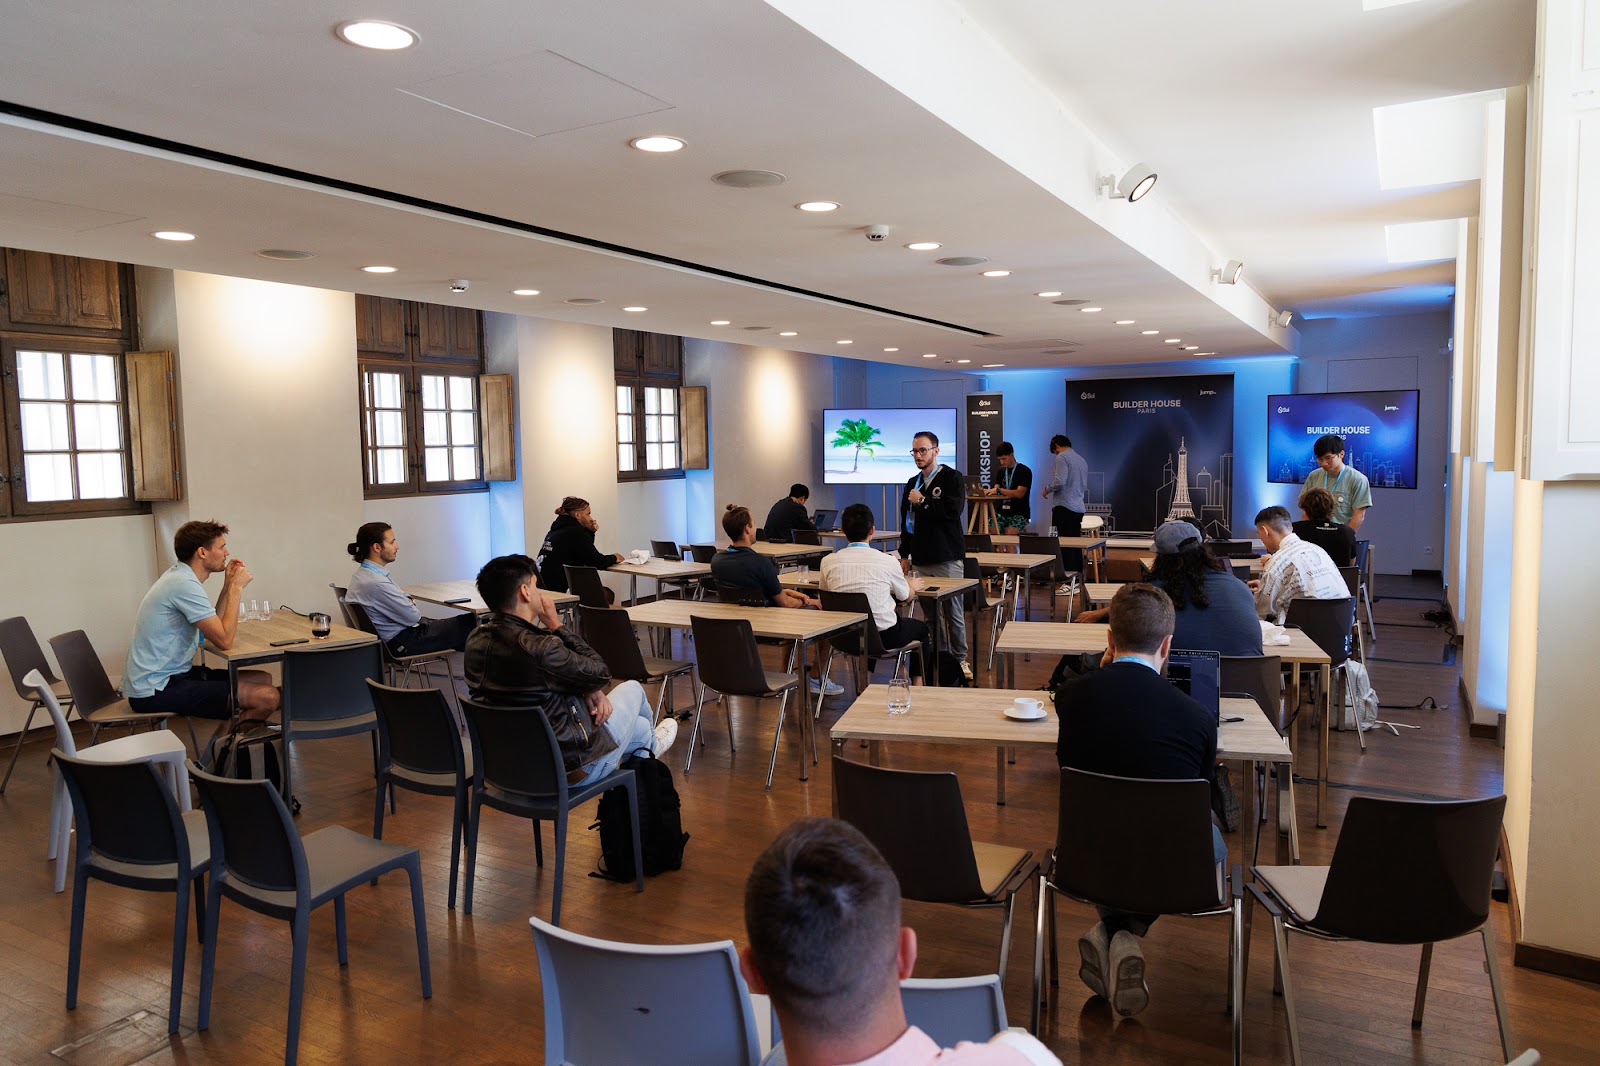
[1011, 697, 1044, 718]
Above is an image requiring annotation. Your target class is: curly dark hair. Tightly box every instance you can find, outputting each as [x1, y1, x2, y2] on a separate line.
[1146, 541, 1226, 610]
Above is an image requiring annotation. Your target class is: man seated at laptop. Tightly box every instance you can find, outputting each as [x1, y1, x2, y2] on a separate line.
[743, 817, 1061, 1066]
[1053, 583, 1224, 1019]
[1293, 487, 1357, 568]
[763, 483, 817, 543]
[819, 504, 930, 682]
[345, 521, 476, 657]
[1250, 505, 1347, 623]
[712, 505, 840, 696]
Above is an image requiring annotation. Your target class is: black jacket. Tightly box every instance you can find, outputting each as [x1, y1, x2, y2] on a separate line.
[762, 498, 814, 543]
[538, 514, 614, 592]
[463, 613, 617, 777]
[898, 463, 966, 566]
[1055, 661, 1217, 781]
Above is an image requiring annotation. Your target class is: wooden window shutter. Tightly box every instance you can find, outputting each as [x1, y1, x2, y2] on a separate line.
[479, 373, 516, 481]
[680, 385, 708, 469]
[125, 350, 181, 500]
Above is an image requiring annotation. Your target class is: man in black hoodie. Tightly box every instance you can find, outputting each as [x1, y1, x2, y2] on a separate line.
[898, 430, 969, 679]
[537, 496, 624, 594]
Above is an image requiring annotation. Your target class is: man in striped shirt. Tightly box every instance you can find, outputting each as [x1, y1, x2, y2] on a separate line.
[1250, 505, 1348, 623]
[820, 504, 930, 681]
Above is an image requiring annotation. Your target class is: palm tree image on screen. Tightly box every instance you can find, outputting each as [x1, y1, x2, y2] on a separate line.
[830, 418, 886, 473]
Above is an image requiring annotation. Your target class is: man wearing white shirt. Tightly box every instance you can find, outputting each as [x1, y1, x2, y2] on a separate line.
[820, 504, 930, 682]
[1249, 506, 1348, 623]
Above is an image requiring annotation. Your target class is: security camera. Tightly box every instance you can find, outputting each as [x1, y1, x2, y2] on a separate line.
[449, 279, 469, 293]
[864, 224, 891, 242]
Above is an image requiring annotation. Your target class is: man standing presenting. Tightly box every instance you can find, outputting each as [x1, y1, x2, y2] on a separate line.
[1041, 434, 1089, 575]
[1250, 505, 1348, 623]
[123, 520, 280, 726]
[1302, 434, 1371, 531]
[898, 431, 969, 682]
[985, 441, 1031, 534]
[346, 521, 475, 658]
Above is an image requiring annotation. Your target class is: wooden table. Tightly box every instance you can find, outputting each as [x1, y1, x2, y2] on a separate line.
[777, 571, 978, 686]
[965, 552, 1054, 621]
[994, 621, 1335, 825]
[701, 542, 829, 570]
[1085, 583, 1122, 606]
[623, 600, 870, 782]
[966, 494, 999, 534]
[202, 612, 377, 717]
[830, 688, 1295, 863]
[608, 559, 711, 606]
[405, 580, 579, 615]
[991, 535, 1109, 580]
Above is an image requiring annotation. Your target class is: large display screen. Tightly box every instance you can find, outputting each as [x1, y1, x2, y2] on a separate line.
[823, 408, 958, 485]
[1267, 391, 1420, 489]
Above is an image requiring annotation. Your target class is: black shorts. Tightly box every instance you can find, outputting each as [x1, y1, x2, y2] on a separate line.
[128, 665, 233, 719]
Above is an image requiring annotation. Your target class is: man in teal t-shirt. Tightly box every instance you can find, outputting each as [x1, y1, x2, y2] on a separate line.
[1302, 434, 1371, 530]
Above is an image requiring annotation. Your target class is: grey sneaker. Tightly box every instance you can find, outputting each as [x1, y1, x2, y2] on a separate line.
[807, 675, 845, 696]
[651, 718, 679, 758]
[1108, 930, 1150, 1018]
[1077, 922, 1110, 999]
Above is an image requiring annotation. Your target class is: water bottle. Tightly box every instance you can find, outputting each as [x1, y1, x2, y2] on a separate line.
[1047, 525, 1057, 537]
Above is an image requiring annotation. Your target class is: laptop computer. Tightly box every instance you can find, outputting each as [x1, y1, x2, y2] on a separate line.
[811, 508, 839, 532]
[1166, 648, 1221, 720]
[1209, 539, 1259, 559]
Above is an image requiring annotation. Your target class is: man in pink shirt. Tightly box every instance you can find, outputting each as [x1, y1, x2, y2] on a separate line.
[742, 818, 1060, 1066]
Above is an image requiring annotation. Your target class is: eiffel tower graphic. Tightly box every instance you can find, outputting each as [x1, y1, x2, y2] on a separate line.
[1165, 437, 1197, 521]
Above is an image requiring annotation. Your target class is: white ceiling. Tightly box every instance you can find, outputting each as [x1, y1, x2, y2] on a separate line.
[0, 0, 1533, 367]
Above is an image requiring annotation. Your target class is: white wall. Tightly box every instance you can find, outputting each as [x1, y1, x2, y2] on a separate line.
[362, 494, 492, 589]
[1459, 460, 1515, 727]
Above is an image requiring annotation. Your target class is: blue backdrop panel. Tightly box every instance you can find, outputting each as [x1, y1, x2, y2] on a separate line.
[1266, 390, 1419, 489]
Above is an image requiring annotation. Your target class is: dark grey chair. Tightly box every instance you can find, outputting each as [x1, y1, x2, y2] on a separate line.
[1339, 566, 1367, 663]
[1248, 794, 1511, 1065]
[686, 615, 800, 790]
[459, 695, 642, 923]
[191, 766, 431, 1066]
[1353, 540, 1376, 645]
[49, 629, 188, 746]
[337, 590, 465, 700]
[1284, 597, 1359, 750]
[368, 681, 474, 909]
[789, 529, 821, 546]
[0, 615, 74, 792]
[1020, 534, 1076, 620]
[54, 752, 211, 1035]
[564, 565, 613, 610]
[579, 605, 694, 722]
[817, 590, 922, 687]
[688, 544, 720, 599]
[962, 557, 1007, 672]
[964, 533, 994, 553]
[1033, 767, 1243, 1063]
[714, 581, 770, 608]
[279, 642, 383, 806]
[834, 757, 1038, 990]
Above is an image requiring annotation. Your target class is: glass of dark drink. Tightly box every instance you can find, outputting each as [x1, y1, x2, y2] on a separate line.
[310, 612, 332, 640]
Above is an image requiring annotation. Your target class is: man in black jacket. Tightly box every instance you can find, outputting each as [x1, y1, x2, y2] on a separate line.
[537, 496, 624, 595]
[762, 483, 816, 543]
[464, 554, 675, 784]
[1053, 582, 1223, 1019]
[898, 430, 969, 679]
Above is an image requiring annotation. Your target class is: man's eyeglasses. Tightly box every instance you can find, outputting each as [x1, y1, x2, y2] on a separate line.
[909, 447, 934, 455]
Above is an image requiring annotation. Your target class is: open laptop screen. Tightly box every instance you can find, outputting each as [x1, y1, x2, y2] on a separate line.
[1166, 648, 1221, 720]
[811, 508, 838, 532]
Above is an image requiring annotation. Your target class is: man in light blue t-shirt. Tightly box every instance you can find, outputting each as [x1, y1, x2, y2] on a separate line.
[122, 519, 280, 727]
[1302, 434, 1372, 531]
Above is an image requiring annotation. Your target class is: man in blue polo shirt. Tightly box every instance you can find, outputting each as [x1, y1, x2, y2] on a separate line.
[122, 519, 280, 727]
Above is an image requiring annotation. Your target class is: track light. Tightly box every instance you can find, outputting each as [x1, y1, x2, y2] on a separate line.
[1098, 163, 1158, 202]
[1212, 259, 1244, 285]
[1271, 310, 1294, 328]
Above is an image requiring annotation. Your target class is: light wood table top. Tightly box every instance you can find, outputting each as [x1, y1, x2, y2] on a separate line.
[405, 580, 578, 614]
[1105, 537, 1156, 551]
[995, 621, 1331, 664]
[778, 570, 978, 600]
[202, 612, 375, 663]
[1085, 583, 1123, 605]
[624, 599, 868, 641]
[703, 542, 830, 561]
[817, 530, 899, 543]
[608, 559, 712, 580]
[966, 552, 1055, 571]
[990, 535, 1108, 550]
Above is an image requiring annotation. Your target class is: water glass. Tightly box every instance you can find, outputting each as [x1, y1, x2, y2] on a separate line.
[247, 598, 260, 621]
[260, 600, 272, 620]
[887, 678, 911, 716]
[1047, 525, 1058, 537]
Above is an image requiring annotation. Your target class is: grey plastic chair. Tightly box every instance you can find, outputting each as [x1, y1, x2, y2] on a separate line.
[191, 766, 431, 1066]
[49, 629, 184, 744]
[459, 695, 642, 923]
[1339, 566, 1367, 663]
[686, 615, 801, 790]
[368, 681, 474, 909]
[1034, 767, 1243, 1063]
[817, 589, 922, 686]
[1353, 540, 1376, 646]
[530, 916, 760, 1066]
[564, 565, 613, 609]
[279, 642, 382, 807]
[1248, 794, 1511, 1065]
[964, 533, 994, 553]
[579, 605, 694, 721]
[1284, 597, 1359, 750]
[902, 975, 1009, 1049]
[0, 615, 74, 792]
[337, 592, 465, 701]
[789, 529, 821, 546]
[54, 752, 211, 1035]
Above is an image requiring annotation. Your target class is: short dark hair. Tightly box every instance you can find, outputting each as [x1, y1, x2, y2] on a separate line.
[839, 503, 876, 543]
[723, 504, 754, 541]
[744, 818, 902, 1037]
[913, 430, 939, 448]
[996, 441, 1014, 457]
[476, 554, 538, 613]
[1298, 487, 1335, 524]
[1051, 434, 1071, 450]
[789, 483, 810, 501]
[174, 520, 227, 563]
[1313, 434, 1344, 458]
[347, 521, 391, 563]
[1254, 505, 1293, 532]
[1109, 583, 1174, 656]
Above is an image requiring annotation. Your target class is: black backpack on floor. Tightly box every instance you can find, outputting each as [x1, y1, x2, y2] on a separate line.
[201, 723, 300, 814]
[592, 748, 688, 882]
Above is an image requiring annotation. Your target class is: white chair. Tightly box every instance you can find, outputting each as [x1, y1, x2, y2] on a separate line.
[529, 916, 761, 1066]
[1080, 514, 1104, 532]
[24, 669, 190, 893]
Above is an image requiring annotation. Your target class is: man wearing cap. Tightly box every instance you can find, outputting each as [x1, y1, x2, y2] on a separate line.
[1302, 434, 1371, 530]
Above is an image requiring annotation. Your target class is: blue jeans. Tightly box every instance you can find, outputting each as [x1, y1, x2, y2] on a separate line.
[1098, 826, 1228, 937]
[578, 681, 654, 785]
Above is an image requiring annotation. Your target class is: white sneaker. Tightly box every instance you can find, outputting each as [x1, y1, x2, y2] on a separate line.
[1057, 582, 1077, 597]
[1078, 922, 1111, 999]
[958, 659, 974, 682]
[651, 718, 679, 758]
[807, 676, 845, 696]
[1108, 930, 1150, 1018]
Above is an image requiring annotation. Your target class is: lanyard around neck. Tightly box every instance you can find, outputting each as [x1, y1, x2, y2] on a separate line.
[1322, 467, 1346, 493]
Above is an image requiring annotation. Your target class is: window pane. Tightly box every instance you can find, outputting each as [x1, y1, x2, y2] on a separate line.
[448, 376, 474, 410]
[645, 415, 659, 443]
[617, 415, 633, 443]
[423, 411, 448, 446]
[24, 454, 73, 501]
[20, 402, 69, 450]
[661, 415, 677, 442]
[375, 411, 404, 447]
[74, 404, 121, 451]
[450, 411, 475, 445]
[660, 389, 676, 415]
[645, 442, 662, 470]
[618, 444, 635, 471]
[76, 453, 124, 499]
[376, 448, 407, 484]
[71, 353, 118, 401]
[644, 389, 659, 415]
[616, 385, 632, 414]
[421, 375, 446, 409]
[17, 351, 66, 400]
[371, 371, 404, 409]
[452, 446, 477, 481]
[424, 447, 450, 482]
[662, 442, 678, 468]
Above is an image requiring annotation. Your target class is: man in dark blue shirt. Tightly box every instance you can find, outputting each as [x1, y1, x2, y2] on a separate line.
[762, 484, 816, 543]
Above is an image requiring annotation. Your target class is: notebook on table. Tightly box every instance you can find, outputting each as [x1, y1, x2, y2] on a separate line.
[1166, 648, 1221, 720]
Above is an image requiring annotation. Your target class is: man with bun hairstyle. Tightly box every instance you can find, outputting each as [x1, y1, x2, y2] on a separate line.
[537, 496, 624, 596]
[345, 521, 475, 656]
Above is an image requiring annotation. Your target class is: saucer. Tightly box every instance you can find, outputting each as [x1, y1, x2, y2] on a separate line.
[1004, 705, 1048, 721]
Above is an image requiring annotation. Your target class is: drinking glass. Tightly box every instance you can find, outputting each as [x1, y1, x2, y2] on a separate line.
[260, 600, 272, 620]
[311, 612, 332, 640]
[887, 678, 911, 716]
[247, 599, 260, 621]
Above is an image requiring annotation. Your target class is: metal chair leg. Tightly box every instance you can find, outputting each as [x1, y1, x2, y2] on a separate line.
[0, 701, 42, 793]
[1481, 927, 1515, 1061]
[1411, 942, 1433, 1027]
[765, 692, 788, 791]
[1273, 918, 1301, 1066]
[997, 891, 1015, 989]
[684, 681, 708, 773]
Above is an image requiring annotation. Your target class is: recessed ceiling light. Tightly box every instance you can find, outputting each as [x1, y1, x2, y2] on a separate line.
[710, 320, 731, 325]
[797, 201, 840, 212]
[1183, 345, 1200, 351]
[334, 20, 418, 50]
[906, 242, 941, 251]
[622, 306, 648, 313]
[1164, 338, 1182, 344]
[982, 363, 1006, 368]
[256, 248, 315, 261]
[628, 135, 686, 153]
[836, 339, 853, 344]
[1080, 307, 1103, 313]
[1198, 352, 1216, 356]
[956, 359, 972, 364]
[151, 230, 195, 242]
[511, 288, 541, 296]
[1036, 291, 1063, 298]
[884, 348, 899, 352]
[362, 265, 397, 273]
[922, 353, 937, 359]
[1115, 319, 1135, 325]
[1141, 329, 1159, 335]
[779, 331, 798, 337]
[981, 270, 1011, 277]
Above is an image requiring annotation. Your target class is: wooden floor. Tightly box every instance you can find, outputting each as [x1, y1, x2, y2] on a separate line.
[2, 576, 1596, 1065]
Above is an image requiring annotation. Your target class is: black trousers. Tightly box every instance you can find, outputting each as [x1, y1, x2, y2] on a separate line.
[388, 612, 477, 657]
[1052, 505, 1085, 573]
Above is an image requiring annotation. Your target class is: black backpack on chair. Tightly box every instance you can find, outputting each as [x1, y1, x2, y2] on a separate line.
[592, 748, 689, 882]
